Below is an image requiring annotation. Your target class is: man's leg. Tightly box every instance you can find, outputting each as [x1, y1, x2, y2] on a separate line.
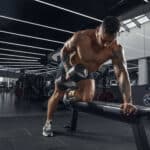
[47, 87, 65, 120]
[43, 84, 65, 137]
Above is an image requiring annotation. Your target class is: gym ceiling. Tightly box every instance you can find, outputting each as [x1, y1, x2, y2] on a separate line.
[0, 0, 149, 75]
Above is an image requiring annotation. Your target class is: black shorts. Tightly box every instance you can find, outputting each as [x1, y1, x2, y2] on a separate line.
[55, 63, 94, 83]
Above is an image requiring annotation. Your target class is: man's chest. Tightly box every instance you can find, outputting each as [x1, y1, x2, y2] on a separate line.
[77, 44, 114, 64]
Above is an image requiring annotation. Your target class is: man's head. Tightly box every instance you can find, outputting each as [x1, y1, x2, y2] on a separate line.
[97, 16, 120, 47]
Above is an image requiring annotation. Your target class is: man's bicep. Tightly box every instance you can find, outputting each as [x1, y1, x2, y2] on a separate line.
[60, 34, 79, 70]
[112, 48, 127, 75]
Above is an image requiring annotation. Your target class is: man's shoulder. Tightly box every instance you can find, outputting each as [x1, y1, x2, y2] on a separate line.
[111, 41, 124, 60]
[64, 30, 92, 47]
[77, 29, 95, 35]
[112, 41, 123, 53]
[73, 29, 95, 41]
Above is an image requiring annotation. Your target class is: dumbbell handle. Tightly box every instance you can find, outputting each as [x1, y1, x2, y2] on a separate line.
[56, 64, 88, 90]
[67, 64, 88, 81]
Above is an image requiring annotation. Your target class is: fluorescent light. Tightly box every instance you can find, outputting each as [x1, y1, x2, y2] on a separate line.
[137, 16, 149, 24]
[26, 68, 47, 72]
[26, 68, 57, 72]
[35, 69, 57, 75]
[0, 77, 3, 81]
[0, 68, 8, 71]
[26, 67, 56, 71]
[0, 15, 73, 34]
[22, 66, 44, 68]
[2, 65, 44, 67]
[0, 68, 20, 71]
[0, 67, 20, 70]
[0, 48, 45, 56]
[134, 14, 145, 19]
[122, 19, 132, 24]
[0, 58, 38, 62]
[0, 67, 44, 70]
[0, 30, 64, 44]
[0, 40, 54, 52]
[126, 22, 136, 28]
[127, 63, 138, 67]
[34, 0, 102, 22]
[144, 0, 149, 3]
[0, 53, 40, 60]
[0, 62, 40, 64]
[47, 70, 58, 73]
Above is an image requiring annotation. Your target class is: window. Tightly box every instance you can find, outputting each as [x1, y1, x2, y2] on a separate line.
[126, 22, 136, 28]
[137, 16, 149, 24]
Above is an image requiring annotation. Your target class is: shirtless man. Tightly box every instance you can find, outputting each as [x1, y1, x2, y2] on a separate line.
[43, 16, 136, 137]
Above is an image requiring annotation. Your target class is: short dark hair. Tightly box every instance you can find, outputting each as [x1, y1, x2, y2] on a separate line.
[102, 16, 120, 34]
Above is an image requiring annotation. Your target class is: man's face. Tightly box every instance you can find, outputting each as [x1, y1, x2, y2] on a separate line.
[99, 26, 116, 48]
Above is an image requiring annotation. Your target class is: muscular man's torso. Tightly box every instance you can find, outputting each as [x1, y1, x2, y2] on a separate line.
[67, 29, 120, 72]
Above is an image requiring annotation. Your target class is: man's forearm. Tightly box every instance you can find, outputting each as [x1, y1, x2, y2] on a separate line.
[61, 50, 72, 72]
[118, 72, 133, 103]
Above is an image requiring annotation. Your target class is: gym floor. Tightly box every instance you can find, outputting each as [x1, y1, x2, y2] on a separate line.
[0, 90, 150, 150]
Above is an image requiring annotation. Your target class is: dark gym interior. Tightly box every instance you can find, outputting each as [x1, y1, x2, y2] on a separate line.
[0, 0, 150, 150]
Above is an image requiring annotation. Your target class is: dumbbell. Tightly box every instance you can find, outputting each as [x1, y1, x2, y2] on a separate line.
[56, 64, 88, 90]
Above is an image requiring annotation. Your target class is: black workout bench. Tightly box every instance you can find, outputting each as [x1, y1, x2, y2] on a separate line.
[65, 101, 150, 150]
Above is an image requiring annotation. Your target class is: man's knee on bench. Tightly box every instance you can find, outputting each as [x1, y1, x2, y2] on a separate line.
[67, 89, 94, 102]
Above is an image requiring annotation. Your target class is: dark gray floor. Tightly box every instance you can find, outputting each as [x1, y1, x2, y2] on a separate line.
[0, 90, 150, 150]
[0, 111, 150, 150]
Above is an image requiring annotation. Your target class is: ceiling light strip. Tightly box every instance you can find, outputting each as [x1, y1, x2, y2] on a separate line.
[34, 0, 103, 22]
[0, 53, 40, 60]
[0, 40, 54, 52]
[0, 62, 40, 64]
[35, 69, 57, 75]
[0, 15, 74, 34]
[2, 65, 44, 67]
[0, 58, 38, 62]
[0, 47, 45, 56]
[26, 68, 57, 72]
[0, 30, 64, 44]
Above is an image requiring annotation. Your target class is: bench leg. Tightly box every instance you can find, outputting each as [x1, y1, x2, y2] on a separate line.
[70, 108, 78, 131]
[131, 119, 150, 150]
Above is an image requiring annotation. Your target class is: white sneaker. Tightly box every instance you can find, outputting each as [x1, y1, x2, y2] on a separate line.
[42, 121, 53, 137]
